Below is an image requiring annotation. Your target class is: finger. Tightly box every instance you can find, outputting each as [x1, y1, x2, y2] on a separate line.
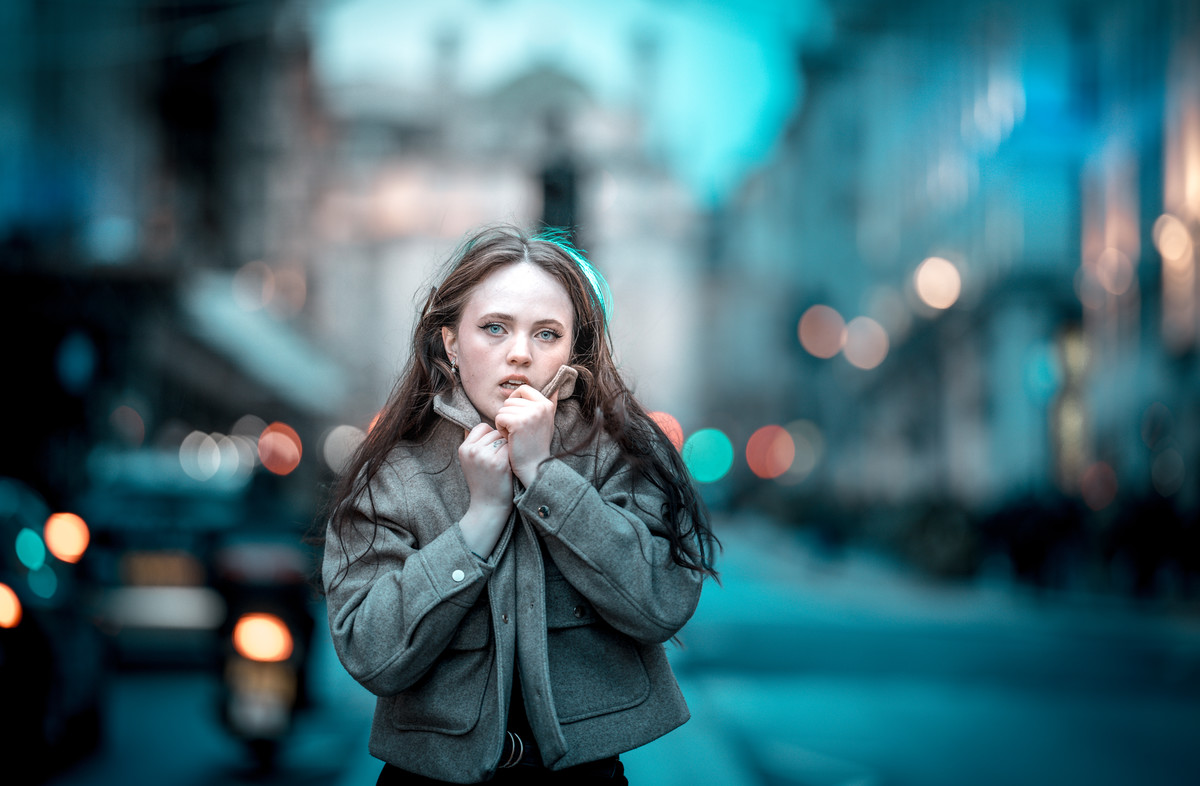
[504, 384, 549, 403]
[464, 423, 494, 442]
[464, 423, 503, 445]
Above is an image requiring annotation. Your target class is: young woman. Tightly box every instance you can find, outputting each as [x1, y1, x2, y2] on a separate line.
[321, 225, 718, 784]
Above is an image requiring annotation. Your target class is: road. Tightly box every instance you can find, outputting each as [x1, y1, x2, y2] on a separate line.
[45, 514, 1200, 786]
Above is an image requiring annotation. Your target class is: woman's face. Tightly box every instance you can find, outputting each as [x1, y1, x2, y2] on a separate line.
[442, 262, 574, 424]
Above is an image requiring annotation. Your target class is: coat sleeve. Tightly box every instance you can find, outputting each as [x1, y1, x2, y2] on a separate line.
[322, 461, 492, 697]
[513, 442, 705, 644]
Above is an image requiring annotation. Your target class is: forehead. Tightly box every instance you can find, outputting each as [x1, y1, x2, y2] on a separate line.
[463, 262, 573, 321]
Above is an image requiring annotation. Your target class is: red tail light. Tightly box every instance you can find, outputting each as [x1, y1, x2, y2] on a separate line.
[232, 613, 293, 662]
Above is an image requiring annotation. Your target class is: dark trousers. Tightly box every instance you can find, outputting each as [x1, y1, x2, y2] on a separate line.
[376, 757, 627, 785]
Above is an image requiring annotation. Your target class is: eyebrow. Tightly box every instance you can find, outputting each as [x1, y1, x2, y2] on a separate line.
[478, 312, 568, 330]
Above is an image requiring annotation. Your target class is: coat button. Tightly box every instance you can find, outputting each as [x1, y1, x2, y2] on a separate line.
[573, 605, 585, 618]
[537, 505, 550, 518]
[502, 614, 509, 623]
[451, 569, 465, 582]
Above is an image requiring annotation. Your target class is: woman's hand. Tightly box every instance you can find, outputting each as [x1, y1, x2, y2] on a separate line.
[457, 423, 513, 558]
[494, 385, 556, 486]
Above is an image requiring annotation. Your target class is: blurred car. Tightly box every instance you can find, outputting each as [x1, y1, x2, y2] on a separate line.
[77, 449, 245, 668]
[0, 477, 107, 782]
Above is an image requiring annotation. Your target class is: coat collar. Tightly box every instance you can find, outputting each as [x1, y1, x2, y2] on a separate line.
[432, 386, 484, 432]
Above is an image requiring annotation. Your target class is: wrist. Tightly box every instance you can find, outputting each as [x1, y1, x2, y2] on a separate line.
[459, 501, 511, 557]
[514, 455, 552, 487]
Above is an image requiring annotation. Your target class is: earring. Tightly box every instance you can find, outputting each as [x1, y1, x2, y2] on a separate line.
[450, 357, 458, 374]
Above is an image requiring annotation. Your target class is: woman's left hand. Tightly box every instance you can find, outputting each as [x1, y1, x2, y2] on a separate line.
[494, 384, 556, 486]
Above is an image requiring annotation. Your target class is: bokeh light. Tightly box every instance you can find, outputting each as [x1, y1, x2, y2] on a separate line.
[746, 425, 795, 479]
[221, 435, 257, 477]
[648, 411, 684, 451]
[0, 583, 21, 629]
[682, 428, 734, 483]
[323, 424, 366, 473]
[914, 256, 962, 309]
[180, 430, 221, 481]
[843, 316, 890, 370]
[780, 420, 825, 484]
[15, 528, 46, 571]
[233, 613, 294, 662]
[1153, 213, 1192, 261]
[266, 265, 308, 319]
[233, 414, 268, 439]
[28, 565, 57, 599]
[259, 422, 303, 476]
[798, 305, 847, 359]
[44, 512, 89, 564]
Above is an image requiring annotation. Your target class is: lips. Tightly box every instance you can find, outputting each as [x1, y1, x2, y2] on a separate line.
[499, 376, 530, 391]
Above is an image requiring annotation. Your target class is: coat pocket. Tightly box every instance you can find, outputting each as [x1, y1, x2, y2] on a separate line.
[544, 575, 651, 723]
[388, 605, 493, 735]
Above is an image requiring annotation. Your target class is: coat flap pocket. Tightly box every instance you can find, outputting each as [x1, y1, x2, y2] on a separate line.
[545, 575, 596, 629]
[448, 605, 491, 650]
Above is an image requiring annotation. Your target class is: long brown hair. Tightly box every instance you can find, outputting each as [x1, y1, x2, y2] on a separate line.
[320, 225, 718, 590]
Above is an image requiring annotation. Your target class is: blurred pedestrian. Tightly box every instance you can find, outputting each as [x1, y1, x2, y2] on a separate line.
[320, 225, 718, 784]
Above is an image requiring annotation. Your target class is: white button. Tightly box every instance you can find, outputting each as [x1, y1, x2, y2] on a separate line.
[452, 569, 465, 582]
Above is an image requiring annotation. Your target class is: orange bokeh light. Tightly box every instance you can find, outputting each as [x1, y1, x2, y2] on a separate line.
[232, 613, 294, 662]
[44, 512, 90, 564]
[0, 583, 21, 629]
[649, 411, 684, 451]
[746, 425, 795, 479]
[258, 422, 303, 476]
[798, 305, 846, 359]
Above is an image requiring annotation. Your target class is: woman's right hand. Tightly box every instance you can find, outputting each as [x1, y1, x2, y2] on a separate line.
[457, 423, 514, 559]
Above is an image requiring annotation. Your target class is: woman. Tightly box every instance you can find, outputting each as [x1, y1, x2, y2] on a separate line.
[321, 225, 718, 785]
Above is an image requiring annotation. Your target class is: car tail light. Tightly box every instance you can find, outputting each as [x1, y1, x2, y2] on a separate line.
[0, 583, 21, 629]
[232, 613, 293, 662]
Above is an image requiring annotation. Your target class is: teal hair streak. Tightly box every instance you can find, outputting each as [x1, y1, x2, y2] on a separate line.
[534, 228, 613, 326]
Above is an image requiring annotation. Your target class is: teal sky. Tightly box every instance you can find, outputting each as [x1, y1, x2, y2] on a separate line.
[311, 0, 823, 205]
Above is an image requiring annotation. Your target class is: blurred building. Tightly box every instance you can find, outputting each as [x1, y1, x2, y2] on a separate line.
[312, 26, 707, 429]
[707, 0, 1199, 590]
[0, 0, 341, 519]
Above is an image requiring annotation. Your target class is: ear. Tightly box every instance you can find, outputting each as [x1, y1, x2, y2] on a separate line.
[440, 326, 457, 365]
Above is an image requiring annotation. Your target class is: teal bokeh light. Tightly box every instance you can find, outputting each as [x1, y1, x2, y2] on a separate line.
[15, 528, 46, 571]
[28, 565, 57, 600]
[683, 428, 734, 483]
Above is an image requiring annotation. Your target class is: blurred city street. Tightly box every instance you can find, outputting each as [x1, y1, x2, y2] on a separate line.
[45, 513, 1200, 786]
[6, 1, 1200, 785]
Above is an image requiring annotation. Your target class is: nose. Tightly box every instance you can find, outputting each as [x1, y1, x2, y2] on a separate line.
[507, 334, 532, 366]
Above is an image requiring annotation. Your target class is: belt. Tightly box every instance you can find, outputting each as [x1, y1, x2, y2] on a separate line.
[498, 732, 620, 777]
[498, 730, 539, 768]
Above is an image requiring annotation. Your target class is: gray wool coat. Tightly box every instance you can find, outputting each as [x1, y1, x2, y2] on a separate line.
[322, 388, 704, 783]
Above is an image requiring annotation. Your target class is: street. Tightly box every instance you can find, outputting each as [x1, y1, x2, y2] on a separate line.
[46, 514, 1200, 786]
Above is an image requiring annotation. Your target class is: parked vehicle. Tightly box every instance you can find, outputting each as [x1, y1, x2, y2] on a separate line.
[78, 450, 245, 667]
[0, 477, 107, 783]
[211, 531, 316, 770]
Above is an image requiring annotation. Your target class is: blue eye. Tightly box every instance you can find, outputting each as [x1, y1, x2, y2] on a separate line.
[482, 324, 504, 335]
[537, 329, 561, 341]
